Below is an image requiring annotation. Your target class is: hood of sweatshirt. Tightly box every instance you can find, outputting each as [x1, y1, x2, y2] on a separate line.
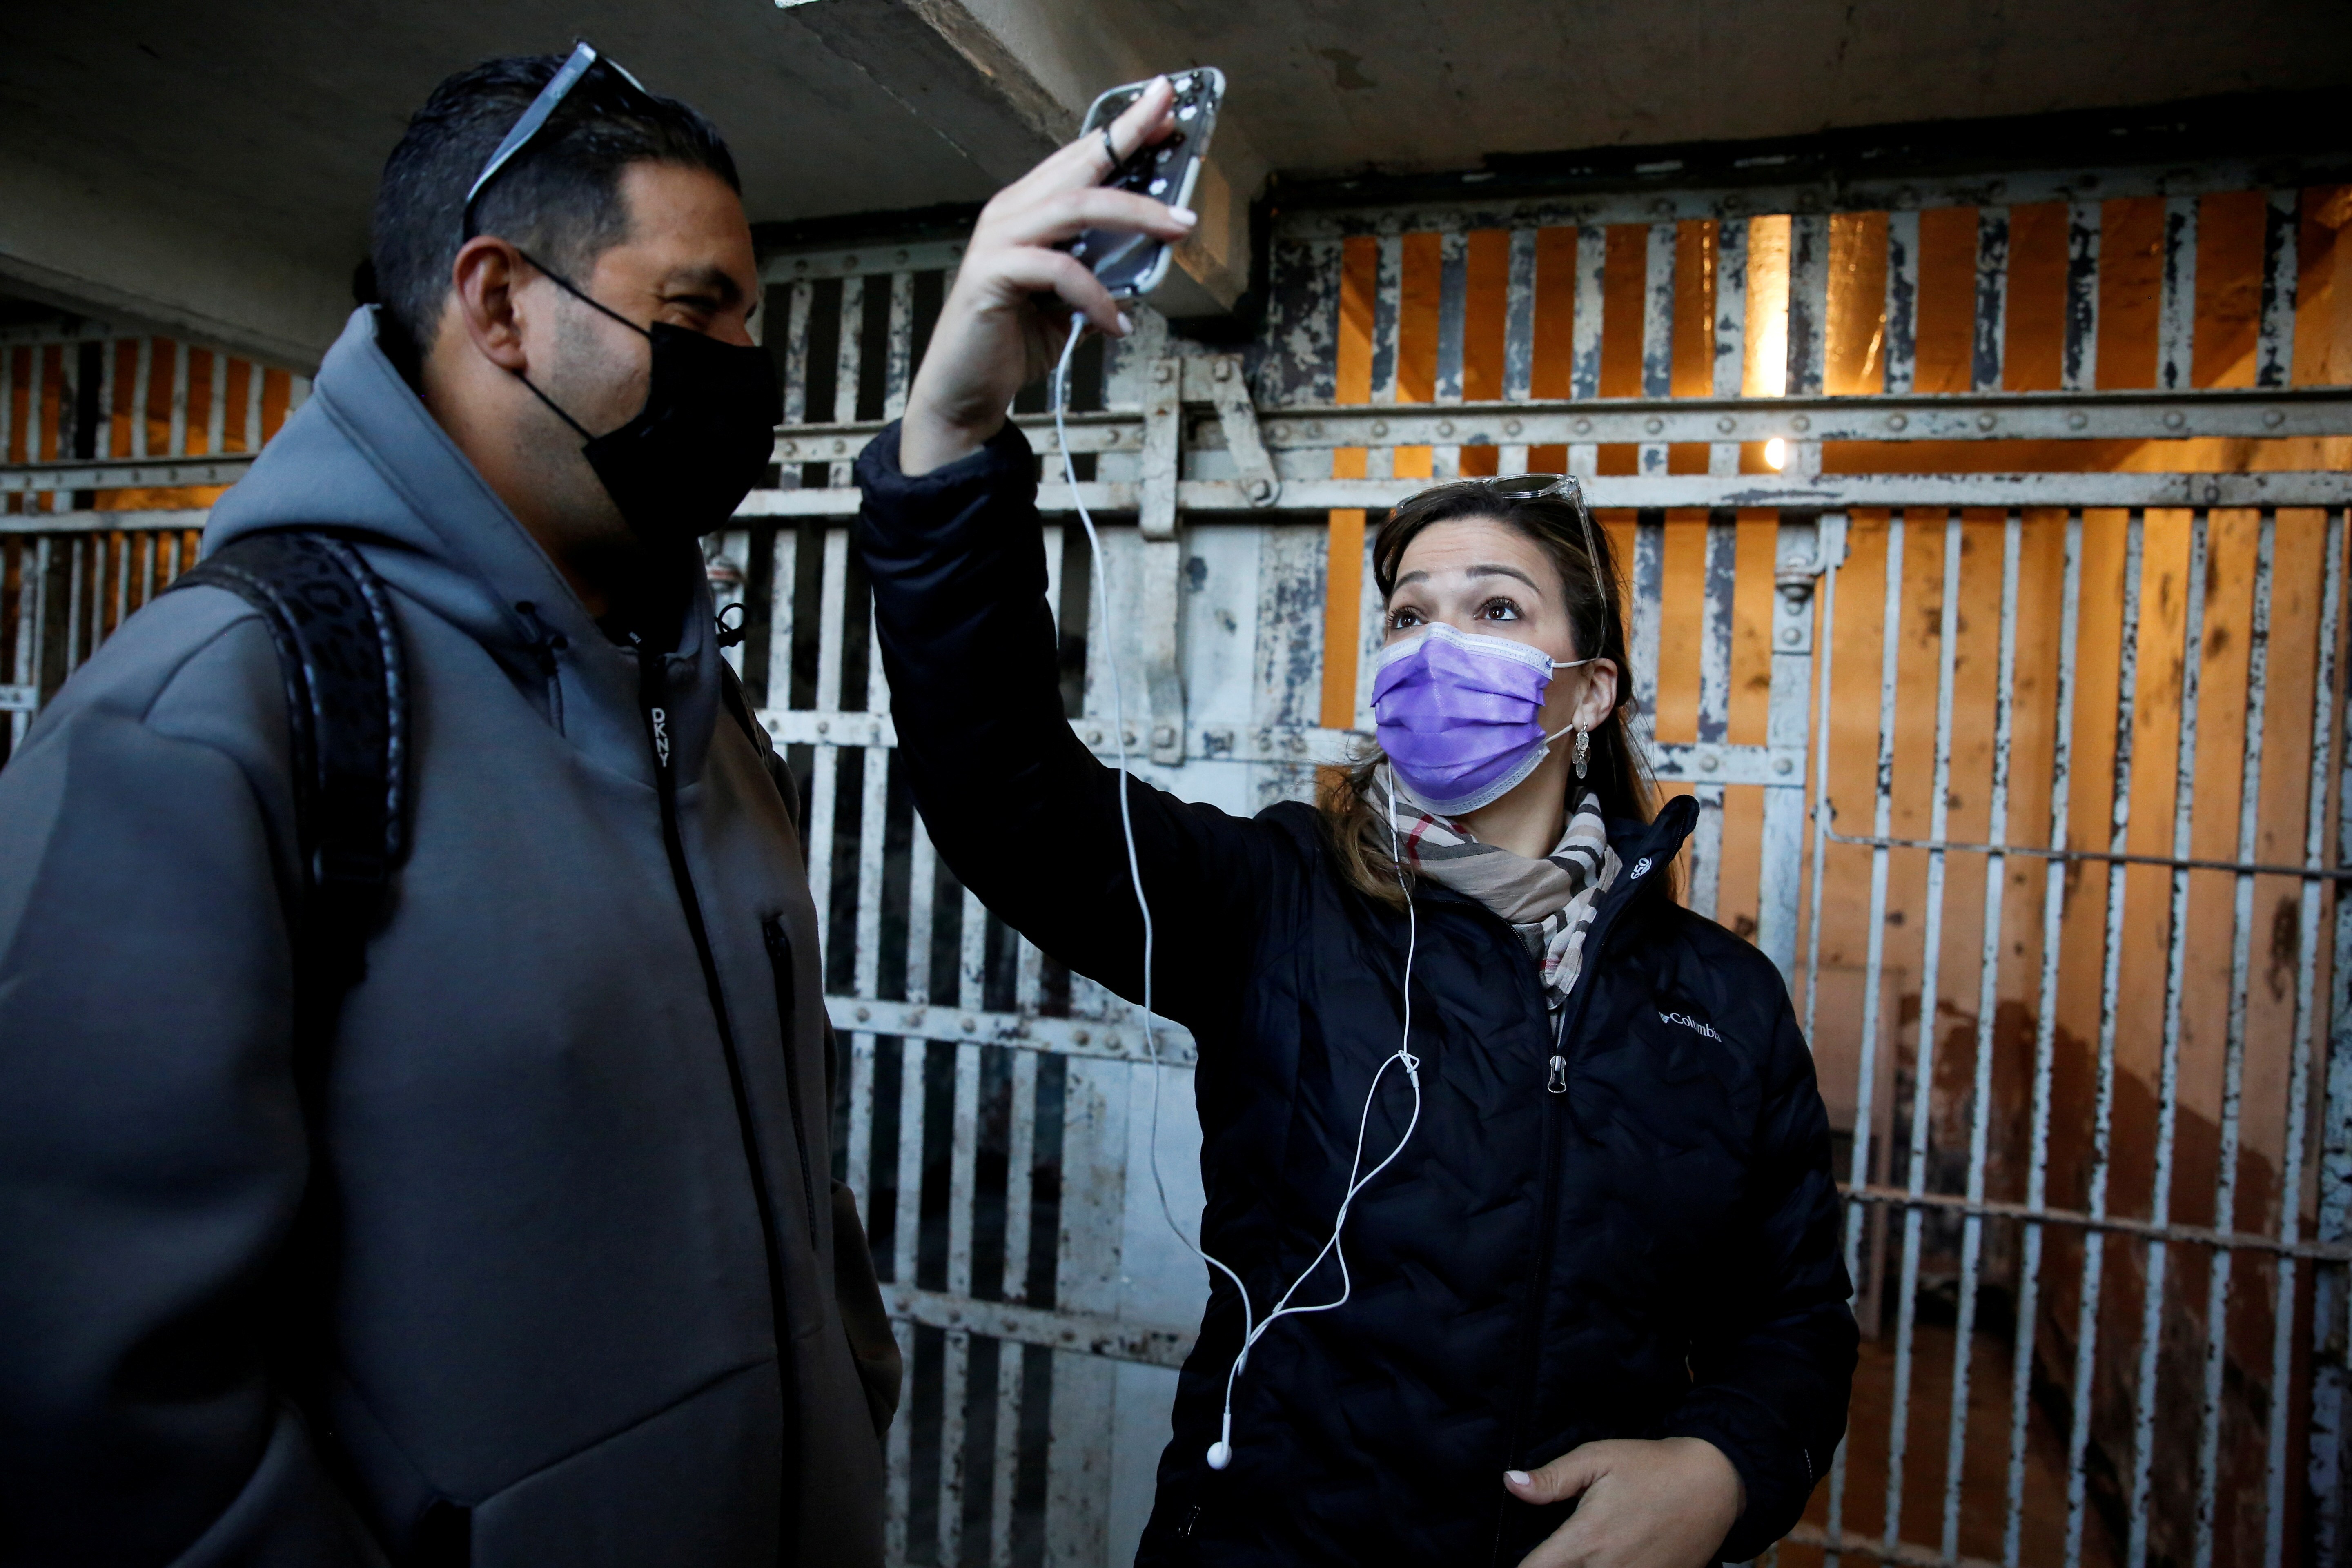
[205, 305, 719, 786]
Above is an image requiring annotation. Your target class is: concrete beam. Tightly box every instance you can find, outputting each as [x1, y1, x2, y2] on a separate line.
[0, 154, 350, 369]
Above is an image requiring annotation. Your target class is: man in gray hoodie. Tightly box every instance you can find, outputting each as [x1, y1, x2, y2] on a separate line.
[0, 50, 896, 1567]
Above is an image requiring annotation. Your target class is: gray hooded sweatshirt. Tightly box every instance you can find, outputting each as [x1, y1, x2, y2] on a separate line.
[0, 307, 896, 1567]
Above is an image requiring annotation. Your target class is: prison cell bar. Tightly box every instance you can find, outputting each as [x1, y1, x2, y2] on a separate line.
[1940, 511, 2022, 1564]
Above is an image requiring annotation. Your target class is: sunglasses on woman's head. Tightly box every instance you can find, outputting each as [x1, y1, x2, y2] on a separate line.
[1457, 474, 1615, 633]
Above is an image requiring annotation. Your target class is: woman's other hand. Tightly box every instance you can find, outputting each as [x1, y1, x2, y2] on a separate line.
[1506, 1437, 1747, 1568]
[899, 75, 1196, 476]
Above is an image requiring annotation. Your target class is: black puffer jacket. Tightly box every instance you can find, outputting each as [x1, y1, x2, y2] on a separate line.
[858, 423, 1855, 1568]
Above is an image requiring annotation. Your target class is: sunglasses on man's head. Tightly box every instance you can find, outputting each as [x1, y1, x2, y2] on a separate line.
[461, 40, 653, 241]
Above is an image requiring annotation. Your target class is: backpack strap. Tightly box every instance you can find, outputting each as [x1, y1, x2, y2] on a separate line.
[172, 531, 409, 1013]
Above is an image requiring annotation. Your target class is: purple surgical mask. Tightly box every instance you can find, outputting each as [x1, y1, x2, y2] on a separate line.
[1371, 623, 1591, 816]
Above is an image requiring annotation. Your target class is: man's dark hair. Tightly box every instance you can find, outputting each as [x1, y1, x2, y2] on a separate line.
[370, 53, 740, 379]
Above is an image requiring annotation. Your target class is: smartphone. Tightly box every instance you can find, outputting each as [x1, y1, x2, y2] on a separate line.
[1068, 68, 1225, 301]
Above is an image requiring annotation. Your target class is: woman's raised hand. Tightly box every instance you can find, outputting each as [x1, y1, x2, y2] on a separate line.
[898, 76, 1195, 477]
[1506, 1437, 1746, 1568]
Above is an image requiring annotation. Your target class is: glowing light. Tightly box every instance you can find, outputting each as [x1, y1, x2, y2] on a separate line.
[1764, 437, 1788, 470]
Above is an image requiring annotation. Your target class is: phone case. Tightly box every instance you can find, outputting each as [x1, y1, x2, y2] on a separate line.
[1069, 67, 1225, 301]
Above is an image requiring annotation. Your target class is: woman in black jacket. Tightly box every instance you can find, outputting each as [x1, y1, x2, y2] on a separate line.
[855, 78, 1855, 1568]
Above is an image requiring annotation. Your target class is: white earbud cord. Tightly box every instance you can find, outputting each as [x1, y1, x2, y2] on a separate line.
[1051, 315, 1421, 1471]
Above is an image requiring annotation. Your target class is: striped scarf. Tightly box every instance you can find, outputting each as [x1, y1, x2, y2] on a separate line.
[1368, 768, 1620, 1009]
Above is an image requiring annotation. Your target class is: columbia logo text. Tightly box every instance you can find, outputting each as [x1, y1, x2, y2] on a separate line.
[1658, 1010, 1722, 1040]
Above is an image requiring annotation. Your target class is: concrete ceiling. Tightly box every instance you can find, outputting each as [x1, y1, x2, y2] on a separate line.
[2, 0, 2342, 367]
[1062, 0, 2352, 178]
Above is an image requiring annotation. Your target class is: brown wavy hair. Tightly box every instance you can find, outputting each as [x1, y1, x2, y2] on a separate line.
[1318, 479, 1655, 907]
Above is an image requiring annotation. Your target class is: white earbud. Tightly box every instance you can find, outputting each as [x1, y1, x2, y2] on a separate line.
[1054, 318, 1422, 1486]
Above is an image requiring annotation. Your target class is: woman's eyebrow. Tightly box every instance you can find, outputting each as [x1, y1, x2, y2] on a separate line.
[1464, 564, 1540, 590]
[1391, 563, 1542, 592]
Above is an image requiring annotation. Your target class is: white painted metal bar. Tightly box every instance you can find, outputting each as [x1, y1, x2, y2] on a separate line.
[1883, 510, 1963, 1553]
[108, 526, 129, 647]
[1570, 223, 1605, 476]
[205, 350, 227, 458]
[243, 356, 263, 454]
[1884, 211, 1922, 396]
[23, 347, 46, 489]
[940, 1029, 982, 1567]
[0, 346, 16, 471]
[767, 526, 799, 709]
[781, 281, 813, 431]
[882, 270, 916, 423]
[2270, 510, 2344, 1568]
[1687, 517, 1735, 918]
[2066, 510, 2145, 1568]
[1941, 510, 2020, 1561]
[1973, 208, 2010, 393]
[1825, 511, 1907, 1566]
[2129, 510, 2209, 1566]
[127, 340, 151, 461]
[2063, 203, 2101, 394]
[1787, 212, 1830, 400]
[1369, 234, 1404, 405]
[166, 340, 189, 459]
[2257, 190, 2299, 391]
[831, 274, 864, 489]
[2158, 196, 2199, 392]
[990, 1050, 1040, 1568]
[804, 528, 850, 1008]
[2004, 509, 2084, 1568]
[1432, 229, 1467, 478]
[91, 341, 113, 463]
[1367, 234, 1403, 481]
[2193, 508, 2272, 1568]
[1712, 218, 1747, 474]
[1629, 517, 1664, 757]
[886, 1022, 928, 1565]
[1800, 510, 1847, 1043]
[1503, 227, 1538, 404]
[1757, 517, 1822, 980]
[1640, 221, 1674, 474]
[61, 534, 85, 675]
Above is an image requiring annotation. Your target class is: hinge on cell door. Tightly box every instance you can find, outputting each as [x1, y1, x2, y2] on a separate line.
[1133, 354, 1280, 767]
[1181, 355, 1283, 509]
[1139, 358, 1189, 764]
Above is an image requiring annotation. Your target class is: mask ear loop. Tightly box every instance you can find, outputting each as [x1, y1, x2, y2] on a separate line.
[1054, 314, 1423, 1477]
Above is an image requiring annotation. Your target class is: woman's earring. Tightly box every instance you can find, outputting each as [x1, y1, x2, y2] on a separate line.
[1572, 726, 1591, 780]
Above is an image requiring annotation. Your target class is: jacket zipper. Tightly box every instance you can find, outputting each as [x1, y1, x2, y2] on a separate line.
[1487, 844, 1674, 1568]
[635, 641, 797, 1417]
[762, 915, 822, 1245]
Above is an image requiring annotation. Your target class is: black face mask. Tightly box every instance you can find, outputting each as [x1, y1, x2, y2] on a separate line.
[512, 253, 782, 543]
